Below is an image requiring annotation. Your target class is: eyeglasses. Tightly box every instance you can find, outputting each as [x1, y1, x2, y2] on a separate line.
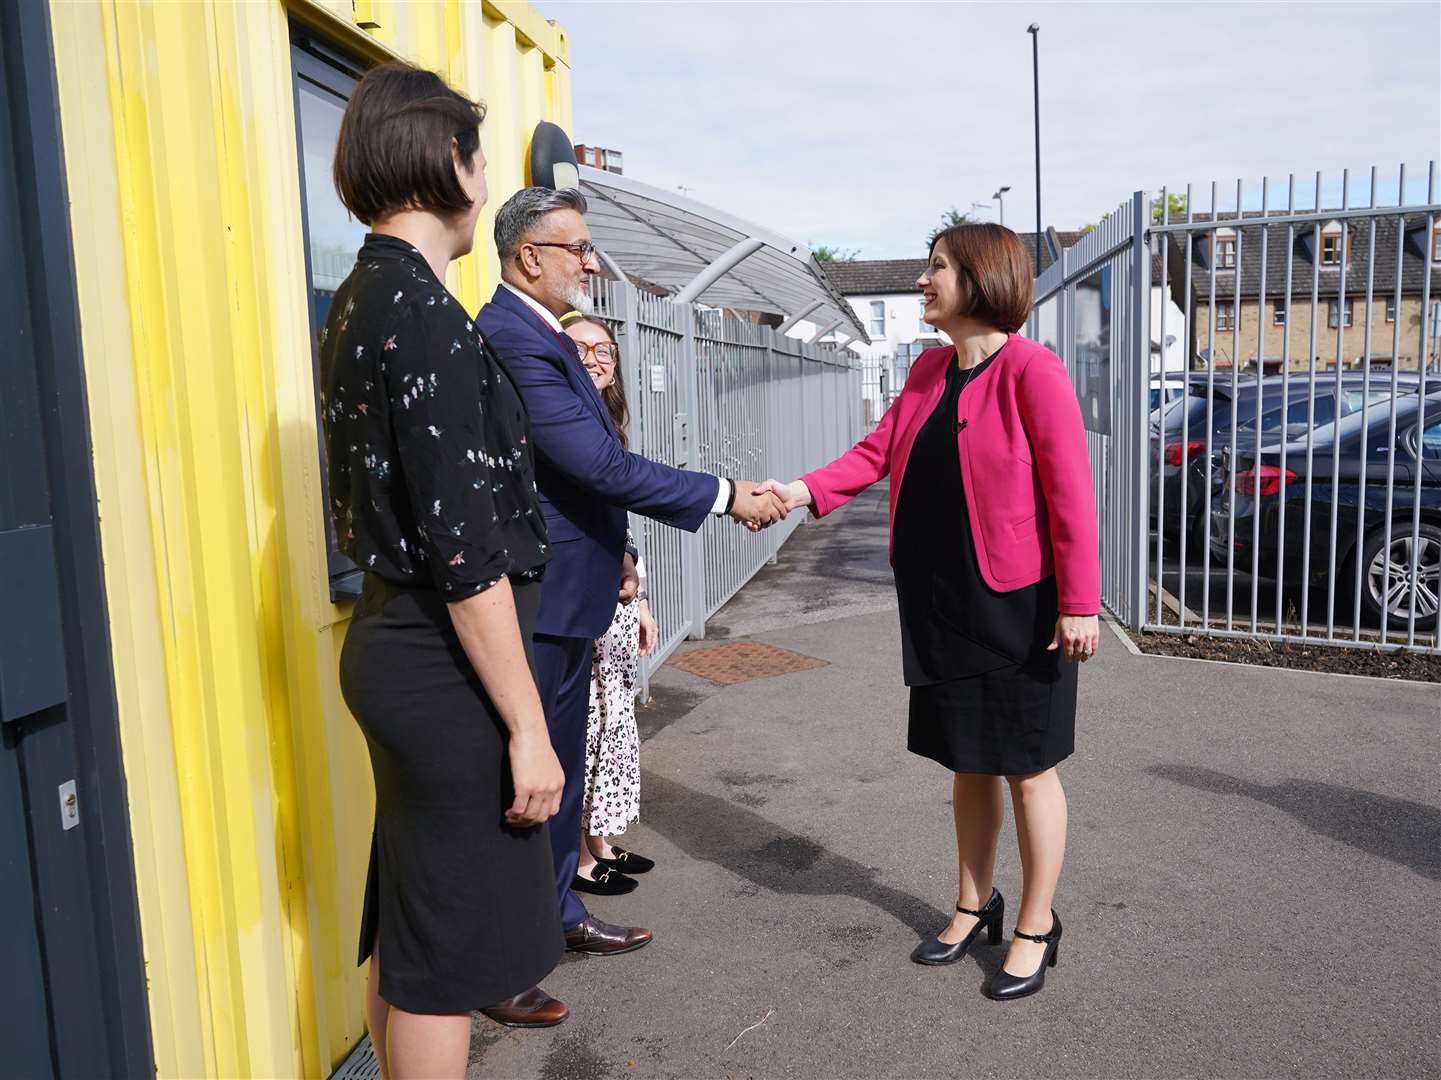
[576, 341, 619, 365]
[530, 240, 599, 263]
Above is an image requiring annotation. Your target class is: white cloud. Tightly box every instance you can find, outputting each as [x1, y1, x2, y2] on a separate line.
[534, 1, 1439, 258]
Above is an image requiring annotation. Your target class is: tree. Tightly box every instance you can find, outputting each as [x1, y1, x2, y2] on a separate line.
[938, 206, 974, 229]
[812, 244, 858, 263]
[1151, 192, 1188, 224]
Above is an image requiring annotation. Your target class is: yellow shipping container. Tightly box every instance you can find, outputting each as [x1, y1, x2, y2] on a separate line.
[40, 1, 572, 1075]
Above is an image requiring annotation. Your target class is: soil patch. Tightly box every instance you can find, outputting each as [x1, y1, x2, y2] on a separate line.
[1126, 628, 1441, 683]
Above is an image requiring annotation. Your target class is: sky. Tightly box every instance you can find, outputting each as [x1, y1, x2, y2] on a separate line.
[532, 1, 1440, 260]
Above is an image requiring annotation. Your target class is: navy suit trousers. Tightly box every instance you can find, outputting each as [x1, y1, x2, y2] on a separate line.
[532, 631, 594, 930]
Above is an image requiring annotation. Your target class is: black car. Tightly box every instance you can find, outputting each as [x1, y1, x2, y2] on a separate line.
[1210, 392, 1441, 627]
[1151, 372, 1421, 551]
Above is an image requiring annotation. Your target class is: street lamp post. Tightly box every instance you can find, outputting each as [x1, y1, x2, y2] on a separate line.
[992, 185, 1011, 227]
[1027, 23, 1041, 276]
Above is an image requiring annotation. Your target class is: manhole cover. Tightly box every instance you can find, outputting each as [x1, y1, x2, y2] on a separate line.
[666, 641, 828, 685]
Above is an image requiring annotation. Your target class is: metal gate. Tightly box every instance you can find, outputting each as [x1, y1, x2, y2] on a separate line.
[1029, 165, 1440, 654]
[589, 279, 865, 675]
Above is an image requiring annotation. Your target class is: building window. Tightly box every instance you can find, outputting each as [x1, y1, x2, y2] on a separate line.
[1321, 231, 1344, 266]
[1273, 301, 1287, 326]
[1385, 296, 1397, 323]
[1216, 236, 1236, 269]
[1216, 301, 1235, 331]
[291, 29, 369, 599]
[918, 297, 931, 333]
[1432, 225, 1441, 263]
[869, 300, 886, 338]
[1327, 299, 1353, 329]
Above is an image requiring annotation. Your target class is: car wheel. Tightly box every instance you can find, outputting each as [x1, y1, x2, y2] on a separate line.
[1360, 521, 1441, 627]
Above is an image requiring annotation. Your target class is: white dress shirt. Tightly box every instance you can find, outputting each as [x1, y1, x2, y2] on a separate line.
[499, 281, 731, 515]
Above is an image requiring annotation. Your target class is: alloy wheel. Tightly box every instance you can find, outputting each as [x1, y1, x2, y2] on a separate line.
[1368, 532, 1441, 622]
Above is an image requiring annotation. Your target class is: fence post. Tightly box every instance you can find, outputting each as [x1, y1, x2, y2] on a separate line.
[1129, 191, 1152, 632]
[680, 304, 707, 640]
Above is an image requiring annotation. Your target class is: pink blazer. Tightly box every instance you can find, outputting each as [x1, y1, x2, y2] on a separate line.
[802, 335, 1101, 615]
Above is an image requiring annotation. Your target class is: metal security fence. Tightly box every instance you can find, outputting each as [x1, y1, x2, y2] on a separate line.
[1028, 164, 1441, 654]
[588, 279, 865, 676]
[1027, 192, 1154, 632]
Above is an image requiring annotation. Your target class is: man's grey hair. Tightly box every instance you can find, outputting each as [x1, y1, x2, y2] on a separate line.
[494, 186, 589, 261]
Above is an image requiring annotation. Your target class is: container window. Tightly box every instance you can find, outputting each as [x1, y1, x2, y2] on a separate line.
[290, 30, 369, 601]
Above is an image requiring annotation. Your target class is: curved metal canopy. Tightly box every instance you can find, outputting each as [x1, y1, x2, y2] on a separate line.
[577, 165, 868, 343]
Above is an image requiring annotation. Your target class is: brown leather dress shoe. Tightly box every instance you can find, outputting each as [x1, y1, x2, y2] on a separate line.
[563, 915, 653, 956]
[479, 986, 569, 1028]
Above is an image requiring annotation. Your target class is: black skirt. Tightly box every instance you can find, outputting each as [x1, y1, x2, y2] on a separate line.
[907, 653, 1076, 776]
[340, 575, 563, 1014]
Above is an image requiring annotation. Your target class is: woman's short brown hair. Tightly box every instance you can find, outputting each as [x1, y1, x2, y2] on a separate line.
[333, 62, 486, 226]
[927, 223, 1034, 333]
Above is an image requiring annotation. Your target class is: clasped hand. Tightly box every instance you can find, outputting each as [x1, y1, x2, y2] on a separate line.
[727, 479, 791, 532]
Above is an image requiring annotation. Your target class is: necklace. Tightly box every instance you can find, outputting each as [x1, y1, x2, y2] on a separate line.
[955, 358, 983, 395]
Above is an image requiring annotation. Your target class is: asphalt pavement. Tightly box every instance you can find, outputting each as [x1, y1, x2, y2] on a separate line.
[466, 483, 1440, 1080]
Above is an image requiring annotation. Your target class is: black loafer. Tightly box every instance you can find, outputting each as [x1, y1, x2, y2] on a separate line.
[594, 845, 655, 875]
[571, 866, 638, 896]
[911, 887, 1004, 965]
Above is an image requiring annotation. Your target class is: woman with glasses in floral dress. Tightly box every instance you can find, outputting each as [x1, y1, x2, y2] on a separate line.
[560, 314, 660, 896]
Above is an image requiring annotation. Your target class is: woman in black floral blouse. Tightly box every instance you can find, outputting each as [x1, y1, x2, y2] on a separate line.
[321, 63, 564, 1080]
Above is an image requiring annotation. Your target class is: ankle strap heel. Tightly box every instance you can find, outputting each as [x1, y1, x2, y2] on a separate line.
[984, 910, 1063, 1001]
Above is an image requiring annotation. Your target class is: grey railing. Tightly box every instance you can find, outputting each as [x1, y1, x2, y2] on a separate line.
[588, 279, 865, 676]
[1027, 165, 1440, 654]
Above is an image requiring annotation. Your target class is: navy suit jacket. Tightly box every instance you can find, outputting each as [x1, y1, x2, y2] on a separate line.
[477, 285, 717, 638]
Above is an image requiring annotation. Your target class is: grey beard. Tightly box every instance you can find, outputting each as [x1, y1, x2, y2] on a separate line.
[563, 285, 593, 314]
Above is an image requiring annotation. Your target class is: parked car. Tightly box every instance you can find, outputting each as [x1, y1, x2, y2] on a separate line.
[1149, 374, 1192, 413]
[1210, 392, 1441, 626]
[1151, 373, 1422, 551]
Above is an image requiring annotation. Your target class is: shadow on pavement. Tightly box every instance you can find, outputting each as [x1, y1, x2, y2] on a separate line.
[640, 769, 965, 951]
[1149, 764, 1441, 880]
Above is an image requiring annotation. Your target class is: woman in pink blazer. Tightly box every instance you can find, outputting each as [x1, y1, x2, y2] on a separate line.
[761, 224, 1099, 1001]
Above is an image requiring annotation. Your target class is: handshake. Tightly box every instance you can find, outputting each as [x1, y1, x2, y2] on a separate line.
[727, 478, 814, 532]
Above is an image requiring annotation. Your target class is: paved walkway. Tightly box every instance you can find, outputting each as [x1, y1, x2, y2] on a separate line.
[467, 484, 1439, 1080]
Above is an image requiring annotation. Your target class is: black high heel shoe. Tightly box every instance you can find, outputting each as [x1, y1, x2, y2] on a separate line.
[984, 910, 1061, 1000]
[910, 888, 1004, 965]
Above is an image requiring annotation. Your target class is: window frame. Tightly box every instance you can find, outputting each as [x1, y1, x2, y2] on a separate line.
[1326, 299, 1353, 329]
[1216, 300, 1235, 331]
[1320, 231, 1343, 266]
[1215, 236, 1237, 270]
[869, 299, 886, 338]
[1385, 295, 1397, 323]
[290, 28, 370, 601]
[1272, 300, 1287, 326]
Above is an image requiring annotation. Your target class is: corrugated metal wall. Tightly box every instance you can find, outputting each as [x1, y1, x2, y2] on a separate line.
[46, 2, 571, 1075]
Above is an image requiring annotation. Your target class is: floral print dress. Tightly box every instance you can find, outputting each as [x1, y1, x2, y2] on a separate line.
[582, 536, 643, 836]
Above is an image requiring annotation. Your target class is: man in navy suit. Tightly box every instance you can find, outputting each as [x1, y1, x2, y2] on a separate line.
[475, 187, 784, 1027]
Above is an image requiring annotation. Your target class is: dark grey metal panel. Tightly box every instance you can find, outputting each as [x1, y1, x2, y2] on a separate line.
[0, 0, 154, 1075]
[0, 526, 68, 723]
[0, 739, 55, 1080]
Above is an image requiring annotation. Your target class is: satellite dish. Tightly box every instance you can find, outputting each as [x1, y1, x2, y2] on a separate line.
[528, 122, 579, 190]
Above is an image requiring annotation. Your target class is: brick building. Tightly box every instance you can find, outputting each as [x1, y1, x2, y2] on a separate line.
[1175, 213, 1440, 372]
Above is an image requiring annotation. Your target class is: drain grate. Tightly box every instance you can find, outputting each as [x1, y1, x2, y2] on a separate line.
[665, 640, 828, 685]
[331, 1036, 381, 1080]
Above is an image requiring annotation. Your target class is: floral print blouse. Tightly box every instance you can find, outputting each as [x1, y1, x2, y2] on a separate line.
[321, 234, 548, 597]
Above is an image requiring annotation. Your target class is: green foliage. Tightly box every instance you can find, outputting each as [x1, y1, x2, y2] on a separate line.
[1151, 192, 1188, 224]
[938, 206, 974, 229]
[812, 244, 859, 263]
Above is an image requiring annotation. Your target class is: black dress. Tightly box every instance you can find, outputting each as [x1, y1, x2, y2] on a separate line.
[323, 234, 562, 1014]
[893, 348, 1077, 776]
